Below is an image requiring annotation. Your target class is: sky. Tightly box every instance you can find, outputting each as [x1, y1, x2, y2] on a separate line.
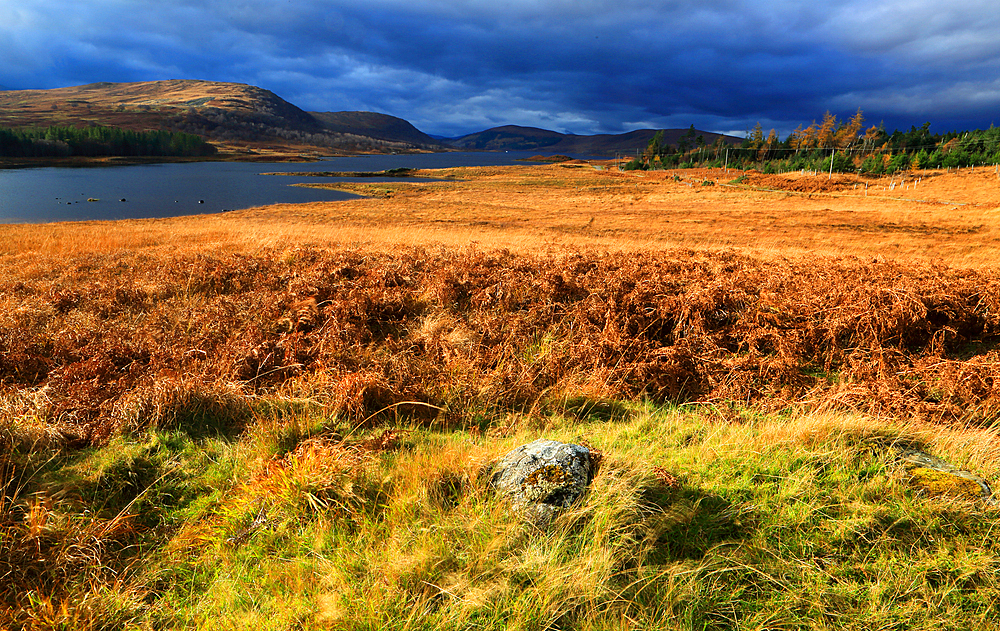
[2, 0, 1000, 138]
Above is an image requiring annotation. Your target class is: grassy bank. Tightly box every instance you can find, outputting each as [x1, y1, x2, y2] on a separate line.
[5, 402, 1000, 629]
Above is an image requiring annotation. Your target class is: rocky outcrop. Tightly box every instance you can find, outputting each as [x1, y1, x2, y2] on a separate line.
[489, 439, 595, 526]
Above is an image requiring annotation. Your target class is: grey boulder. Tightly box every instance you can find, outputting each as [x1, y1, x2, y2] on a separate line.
[490, 439, 594, 526]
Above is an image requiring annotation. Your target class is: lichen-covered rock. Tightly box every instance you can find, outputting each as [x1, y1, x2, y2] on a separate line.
[908, 467, 985, 500]
[897, 448, 994, 503]
[490, 439, 593, 526]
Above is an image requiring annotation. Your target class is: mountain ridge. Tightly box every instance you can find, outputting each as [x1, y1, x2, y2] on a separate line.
[0, 80, 439, 154]
[309, 111, 441, 148]
[0, 80, 741, 157]
[443, 124, 742, 155]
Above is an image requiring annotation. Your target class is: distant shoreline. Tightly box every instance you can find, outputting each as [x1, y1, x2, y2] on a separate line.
[0, 152, 325, 169]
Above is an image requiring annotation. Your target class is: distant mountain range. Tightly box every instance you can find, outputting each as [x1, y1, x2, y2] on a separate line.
[442, 125, 740, 156]
[0, 80, 741, 157]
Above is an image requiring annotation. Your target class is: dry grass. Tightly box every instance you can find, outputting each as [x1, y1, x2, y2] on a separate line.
[2, 164, 999, 447]
[4, 163, 1000, 264]
[286, 163, 1000, 266]
[1, 244, 998, 449]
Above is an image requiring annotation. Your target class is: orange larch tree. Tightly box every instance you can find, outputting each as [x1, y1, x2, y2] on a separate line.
[817, 111, 838, 148]
[835, 108, 865, 149]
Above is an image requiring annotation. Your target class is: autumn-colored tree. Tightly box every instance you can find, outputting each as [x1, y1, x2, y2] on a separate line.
[835, 108, 865, 149]
[746, 122, 765, 150]
[817, 111, 837, 148]
[863, 125, 881, 151]
[805, 123, 820, 149]
[796, 122, 820, 150]
[759, 128, 779, 160]
[787, 125, 804, 150]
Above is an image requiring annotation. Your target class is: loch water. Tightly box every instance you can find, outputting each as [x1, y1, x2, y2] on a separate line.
[0, 151, 550, 224]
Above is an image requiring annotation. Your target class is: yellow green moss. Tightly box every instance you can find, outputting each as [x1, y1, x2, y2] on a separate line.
[908, 467, 983, 500]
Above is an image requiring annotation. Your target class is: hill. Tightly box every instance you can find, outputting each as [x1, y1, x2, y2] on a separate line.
[445, 125, 742, 156]
[310, 111, 442, 149]
[445, 125, 565, 151]
[0, 81, 440, 154]
[0, 80, 315, 143]
[0, 80, 742, 158]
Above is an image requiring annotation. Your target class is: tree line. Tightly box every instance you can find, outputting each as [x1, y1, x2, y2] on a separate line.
[628, 110, 1000, 175]
[0, 125, 216, 158]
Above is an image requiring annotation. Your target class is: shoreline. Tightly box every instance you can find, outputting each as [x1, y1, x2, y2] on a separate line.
[0, 148, 576, 170]
[0, 152, 326, 169]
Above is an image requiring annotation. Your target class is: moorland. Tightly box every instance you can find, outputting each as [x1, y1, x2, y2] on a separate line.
[3, 160, 1000, 629]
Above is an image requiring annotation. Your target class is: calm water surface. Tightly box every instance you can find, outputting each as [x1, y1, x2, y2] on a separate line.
[0, 152, 549, 224]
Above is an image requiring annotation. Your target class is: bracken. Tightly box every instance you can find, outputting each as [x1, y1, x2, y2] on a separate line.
[2, 246, 998, 446]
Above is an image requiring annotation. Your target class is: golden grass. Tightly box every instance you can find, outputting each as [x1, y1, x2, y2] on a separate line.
[1, 163, 998, 447]
[290, 163, 1000, 266]
[4, 163, 999, 267]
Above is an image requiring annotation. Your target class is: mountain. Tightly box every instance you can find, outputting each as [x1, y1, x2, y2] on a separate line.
[0, 80, 316, 139]
[445, 125, 742, 156]
[446, 125, 565, 151]
[0, 80, 439, 153]
[0, 80, 743, 158]
[310, 111, 442, 148]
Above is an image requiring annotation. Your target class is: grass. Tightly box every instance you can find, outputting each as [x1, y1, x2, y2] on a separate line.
[4, 163, 1000, 628]
[5, 403, 1000, 629]
[4, 163, 1000, 266]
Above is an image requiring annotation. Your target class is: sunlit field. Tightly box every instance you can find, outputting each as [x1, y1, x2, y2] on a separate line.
[3, 163, 1000, 629]
[5, 163, 1000, 264]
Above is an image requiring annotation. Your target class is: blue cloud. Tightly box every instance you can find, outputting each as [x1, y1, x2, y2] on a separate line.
[1, 0, 998, 137]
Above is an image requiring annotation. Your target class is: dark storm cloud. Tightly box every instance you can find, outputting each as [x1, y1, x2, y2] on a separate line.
[2, 0, 999, 137]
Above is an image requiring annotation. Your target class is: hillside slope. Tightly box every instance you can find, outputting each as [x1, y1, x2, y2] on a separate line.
[0, 81, 436, 153]
[310, 111, 442, 149]
[0, 80, 743, 157]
